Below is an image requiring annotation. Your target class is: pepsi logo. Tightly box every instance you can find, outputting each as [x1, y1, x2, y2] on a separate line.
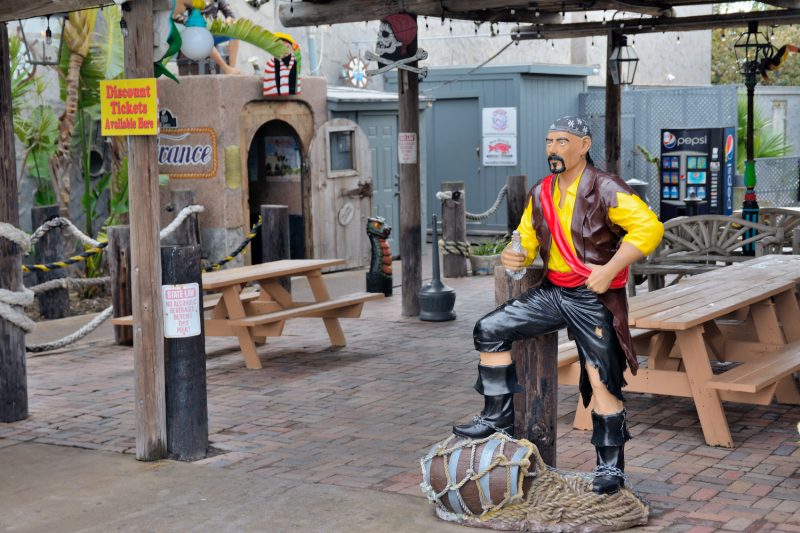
[726, 134, 734, 161]
[663, 132, 676, 149]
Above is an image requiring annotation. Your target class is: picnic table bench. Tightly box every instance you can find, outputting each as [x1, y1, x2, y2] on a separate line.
[561, 255, 800, 447]
[112, 259, 384, 370]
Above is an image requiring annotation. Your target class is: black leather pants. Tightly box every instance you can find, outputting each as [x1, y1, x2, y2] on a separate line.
[473, 280, 628, 408]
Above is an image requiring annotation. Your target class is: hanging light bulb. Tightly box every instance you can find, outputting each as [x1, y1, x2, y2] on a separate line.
[632, 36, 635, 47]
[450, 20, 453, 32]
[441, 16, 445, 25]
[180, 7, 214, 60]
[119, 17, 129, 37]
[584, 9, 588, 21]
[562, 2, 565, 20]
[591, 37, 594, 48]
[677, 32, 681, 44]
[602, 11, 606, 25]
[511, 9, 515, 14]
[425, 16, 428, 29]
[535, 4, 539, 17]
[721, 30, 726, 42]
[620, 21, 624, 28]
[651, 22, 655, 31]
[552, 40, 555, 48]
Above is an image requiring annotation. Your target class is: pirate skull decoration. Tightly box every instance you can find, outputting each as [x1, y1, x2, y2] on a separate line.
[375, 14, 417, 61]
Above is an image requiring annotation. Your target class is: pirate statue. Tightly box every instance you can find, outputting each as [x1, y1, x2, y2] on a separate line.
[454, 117, 664, 495]
[264, 33, 301, 96]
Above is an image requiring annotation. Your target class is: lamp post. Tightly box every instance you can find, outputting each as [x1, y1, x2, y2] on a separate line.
[18, 14, 67, 67]
[734, 20, 775, 254]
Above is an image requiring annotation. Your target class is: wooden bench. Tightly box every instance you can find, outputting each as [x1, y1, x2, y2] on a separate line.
[628, 215, 784, 296]
[706, 339, 800, 395]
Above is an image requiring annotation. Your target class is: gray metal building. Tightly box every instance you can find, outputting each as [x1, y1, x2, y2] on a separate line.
[386, 63, 596, 233]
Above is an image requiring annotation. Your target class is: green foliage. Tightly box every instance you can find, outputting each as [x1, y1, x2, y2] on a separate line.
[736, 90, 793, 172]
[471, 239, 508, 256]
[208, 18, 289, 59]
[9, 34, 35, 128]
[105, 157, 129, 227]
[92, 6, 125, 81]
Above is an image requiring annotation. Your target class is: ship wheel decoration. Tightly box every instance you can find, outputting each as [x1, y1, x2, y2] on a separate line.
[342, 51, 370, 88]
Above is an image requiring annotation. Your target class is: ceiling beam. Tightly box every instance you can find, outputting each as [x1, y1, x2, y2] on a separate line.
[512, 8, 800, 39]
[279, 0, 562, 27]
[0, 0, 111, 23]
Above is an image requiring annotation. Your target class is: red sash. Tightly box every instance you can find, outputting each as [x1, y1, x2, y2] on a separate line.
[540, 174, 628, 289]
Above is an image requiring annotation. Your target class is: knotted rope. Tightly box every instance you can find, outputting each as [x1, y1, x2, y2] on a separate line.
[30, 217, 104, 249]
[29, 277, 110, 295]
[0, 222, 36, 333]
[438, 239, 472, 258]
[436, 185, 508, 221]
[160, 204, 204, 240]
[26, 306, 114, 353]
[0, 222, 32, 254]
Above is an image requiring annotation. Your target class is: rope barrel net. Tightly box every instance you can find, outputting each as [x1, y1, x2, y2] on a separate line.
[0, 205, 219, 353]
[421, 433, 650, 532]
[435, 185, 509, 258]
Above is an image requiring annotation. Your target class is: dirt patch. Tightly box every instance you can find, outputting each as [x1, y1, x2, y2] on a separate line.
[25, 290, 113, 323]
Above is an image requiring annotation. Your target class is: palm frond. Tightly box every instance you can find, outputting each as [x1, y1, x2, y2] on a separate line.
[91, 6, 125, 81]
[208, 18, 287, 58]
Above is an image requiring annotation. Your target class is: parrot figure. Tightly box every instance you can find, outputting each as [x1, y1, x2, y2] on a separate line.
[760, 44, 799, 81]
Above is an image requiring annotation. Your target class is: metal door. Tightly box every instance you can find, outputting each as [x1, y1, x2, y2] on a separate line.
[429, 98, 481, 225]
[359, 114, 400, 256]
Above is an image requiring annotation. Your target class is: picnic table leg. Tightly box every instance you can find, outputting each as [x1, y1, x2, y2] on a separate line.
[221, 285, 262, 369]
[676, 326, 733, 448]
[252, 287, 276, 344]
[767, 290, 800, 404]
[650, 332, 680, 371]
[306, 270, 346, 347]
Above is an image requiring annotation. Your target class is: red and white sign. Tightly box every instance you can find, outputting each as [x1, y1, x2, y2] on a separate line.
[162, 282, 201, 338]
[399, 132, 417, 164]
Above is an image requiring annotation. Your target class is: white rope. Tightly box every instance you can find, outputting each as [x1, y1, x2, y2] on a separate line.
[0, 222, 32, 255]
[435, 185, 508, 221]
[30, 217, 103, 249]
[26, 305, 114, 353]
[29, 277, 110, 295]
[0, 287, 36, 333]
[160, 205, 204, 240]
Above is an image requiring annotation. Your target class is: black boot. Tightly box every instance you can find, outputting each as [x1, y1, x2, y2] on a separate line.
[591, 409, 631, 496]
[453, 362, 523, 440]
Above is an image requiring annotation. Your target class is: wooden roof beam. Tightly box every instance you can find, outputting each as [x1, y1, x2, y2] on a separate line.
[512, 8, 800, 39]
[0, 0, 112, 24]
[279, 0, 561, 27]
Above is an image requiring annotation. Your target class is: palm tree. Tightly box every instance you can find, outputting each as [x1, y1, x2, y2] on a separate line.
[48, 9, 97, 216]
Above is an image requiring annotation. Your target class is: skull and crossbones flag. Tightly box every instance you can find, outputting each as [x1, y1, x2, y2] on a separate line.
[376, 14, 418, 61]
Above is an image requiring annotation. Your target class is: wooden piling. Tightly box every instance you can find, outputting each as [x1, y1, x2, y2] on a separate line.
[162, 244, 208, 461]
[0, 21, 27, 423]
[170, 189, 200, 245]
[605, 30, 623, 177]
[441, 181, 467, 278]
[109, 226, 133, 346]
[506, 175, 528, 237]
[124, 0, 167, 461]
[494, 264, 558, 467]
[31, 205, 70, 319]
[261, 205, 291, 293]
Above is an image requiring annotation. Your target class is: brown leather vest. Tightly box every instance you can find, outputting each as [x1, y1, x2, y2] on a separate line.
[526, 164, 639, 375]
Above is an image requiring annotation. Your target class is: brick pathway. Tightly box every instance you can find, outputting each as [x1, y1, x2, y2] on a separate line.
[2, 275, 800, 533]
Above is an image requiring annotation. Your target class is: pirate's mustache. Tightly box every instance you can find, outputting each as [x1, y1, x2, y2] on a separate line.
[548, 155, 567, 174]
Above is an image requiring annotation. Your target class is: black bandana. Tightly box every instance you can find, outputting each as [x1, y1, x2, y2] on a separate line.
[549, 116, 591, 139]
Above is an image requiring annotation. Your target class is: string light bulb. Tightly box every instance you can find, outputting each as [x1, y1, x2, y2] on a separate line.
[535, 4, 539, 17]
[584, 9, 588, 21]
[425, 16, 428, 29]
[677, 32, 681, 44]
[591, 37, 594, 48]
[45, 15, 52, 45]
[562, 2, 566, 20]
[602, 11, 606, 25]
[119, 17, 129, 37]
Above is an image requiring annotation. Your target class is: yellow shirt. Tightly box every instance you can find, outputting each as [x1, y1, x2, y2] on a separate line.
[518, 174, 663, 272]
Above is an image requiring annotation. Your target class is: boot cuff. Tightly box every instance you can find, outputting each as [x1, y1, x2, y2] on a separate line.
[474, 362, 524, 395]
[590, 409, 632, 447]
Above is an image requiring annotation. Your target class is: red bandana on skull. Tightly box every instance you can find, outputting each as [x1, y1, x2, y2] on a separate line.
[383, 14, 417, 57]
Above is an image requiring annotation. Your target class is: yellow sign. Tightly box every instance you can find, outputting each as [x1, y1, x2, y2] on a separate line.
[100, 79, 158, 136]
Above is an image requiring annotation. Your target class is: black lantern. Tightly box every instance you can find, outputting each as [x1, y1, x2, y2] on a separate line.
[18, 14, 68, 66]
[734, 20, 774, 81]
[608, 35, 638, 85]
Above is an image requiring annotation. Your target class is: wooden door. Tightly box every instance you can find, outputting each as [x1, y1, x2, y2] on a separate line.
[360, 114, 400, 257]
[309, 119, 373, 271]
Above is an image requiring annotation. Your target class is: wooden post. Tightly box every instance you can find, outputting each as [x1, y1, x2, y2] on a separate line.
[399, 23, 422, 316]
[162, 244, 208, 461]
[0, 22, 27, 423]
[170, 189, 200, 245]
[31, 205, 70, 319]
[605, 30, 623, 177]
[124, 0, 167, 461]
[109, 226, 133, 346]
[441, 181, 467, 278]
[506, 175, 528, 237]
[495, 264, 558, 467]
[261, 205, 291, 293]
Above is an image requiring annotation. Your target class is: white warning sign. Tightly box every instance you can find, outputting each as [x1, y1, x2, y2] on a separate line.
[398, 132, 417, 164]
[162, 282, 202, 338]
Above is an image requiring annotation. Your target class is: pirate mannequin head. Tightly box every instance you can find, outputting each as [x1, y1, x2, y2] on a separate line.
[376, 14, 417, 62]
[546, 116, 594, 175]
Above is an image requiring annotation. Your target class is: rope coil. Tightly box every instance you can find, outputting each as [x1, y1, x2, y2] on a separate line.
[436, 185, 508, 221]
[438, 239, 471, 258]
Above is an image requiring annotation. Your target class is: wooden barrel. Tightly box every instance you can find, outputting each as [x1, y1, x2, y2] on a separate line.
[423, 438, 536, 515]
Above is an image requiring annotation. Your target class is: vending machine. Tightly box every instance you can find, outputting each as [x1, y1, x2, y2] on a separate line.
[659, 127, 736, 222]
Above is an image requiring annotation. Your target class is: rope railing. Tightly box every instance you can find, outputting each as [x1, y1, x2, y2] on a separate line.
[435, 184, 508, 221]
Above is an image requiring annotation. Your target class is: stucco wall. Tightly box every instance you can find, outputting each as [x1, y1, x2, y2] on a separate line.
[754, 86, 800, 158]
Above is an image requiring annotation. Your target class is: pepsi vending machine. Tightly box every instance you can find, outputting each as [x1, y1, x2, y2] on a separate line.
[660, 127, 736, 221]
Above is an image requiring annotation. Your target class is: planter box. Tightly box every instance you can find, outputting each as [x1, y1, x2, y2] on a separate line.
[470, 254, 503, 276]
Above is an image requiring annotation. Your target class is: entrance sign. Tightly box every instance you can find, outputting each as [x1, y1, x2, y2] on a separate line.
[100, 79, 158, 136]
[483, 136, 518, 166]
[158, 127, 218, 179]
[399, 132, 417, 164]
[162, 283, 201, 338]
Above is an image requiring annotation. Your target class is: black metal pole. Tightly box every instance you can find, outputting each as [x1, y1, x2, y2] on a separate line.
[162, 244, 208, 461]
[742, 20, 760, 255]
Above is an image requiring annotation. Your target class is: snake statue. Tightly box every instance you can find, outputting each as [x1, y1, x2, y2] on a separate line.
[366, 216, 392, 296]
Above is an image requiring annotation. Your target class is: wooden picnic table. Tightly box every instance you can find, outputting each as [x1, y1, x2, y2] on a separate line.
[113, 259, 384, 370]
[559, 254, 800, 448]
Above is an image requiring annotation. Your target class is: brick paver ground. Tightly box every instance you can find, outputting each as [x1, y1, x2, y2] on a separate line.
[2, 275, 800, 532]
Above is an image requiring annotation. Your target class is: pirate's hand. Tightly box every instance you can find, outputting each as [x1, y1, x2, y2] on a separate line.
[585, 263, 614, 294]
[501, 244, 527, 271]
[226, 16, 233, 24]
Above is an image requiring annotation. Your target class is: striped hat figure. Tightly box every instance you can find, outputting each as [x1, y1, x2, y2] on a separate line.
[264, 33, 302, 96]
